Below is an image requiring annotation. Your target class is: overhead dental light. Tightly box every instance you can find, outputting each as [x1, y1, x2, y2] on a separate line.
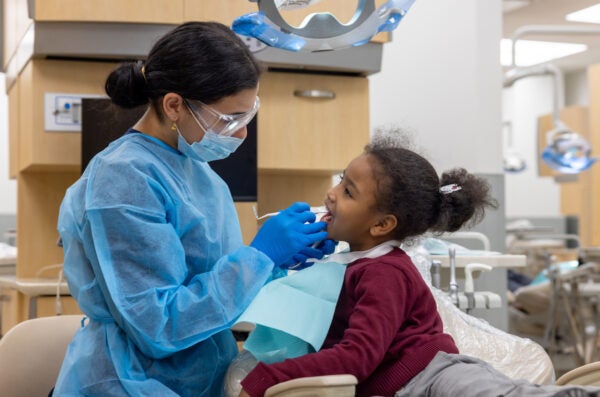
[232, 0, 417, 52]
[504, 25, 599, 174]
[541, 122, 598, 174]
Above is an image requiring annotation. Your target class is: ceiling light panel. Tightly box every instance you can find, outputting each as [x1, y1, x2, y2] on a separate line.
[500, 39, 588, 66]
[566, 3, 600, 24]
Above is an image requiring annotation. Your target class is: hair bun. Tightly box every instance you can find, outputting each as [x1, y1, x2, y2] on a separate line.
[434, 168, 498, 233]
[105, 61, 149, 109]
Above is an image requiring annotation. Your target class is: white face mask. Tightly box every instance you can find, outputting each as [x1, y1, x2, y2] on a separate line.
[177, 129, 244, 162]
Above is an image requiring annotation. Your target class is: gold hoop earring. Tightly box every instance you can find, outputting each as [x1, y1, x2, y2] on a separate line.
[171, 122, 177, 131]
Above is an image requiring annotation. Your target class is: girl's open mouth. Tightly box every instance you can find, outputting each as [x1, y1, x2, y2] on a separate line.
[320, 211, 333, 223]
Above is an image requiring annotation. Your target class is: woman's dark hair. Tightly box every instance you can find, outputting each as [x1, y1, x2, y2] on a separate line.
[105, 21, 264, 114]
[364, 132, 498, 241]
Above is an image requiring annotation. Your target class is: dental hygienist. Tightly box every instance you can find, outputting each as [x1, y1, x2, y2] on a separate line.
[52, 22, 333, 397]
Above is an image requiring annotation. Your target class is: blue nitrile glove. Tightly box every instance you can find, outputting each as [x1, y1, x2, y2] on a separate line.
[317, 239, 338, 256]
[280, 239, 339, 271]
[250, 202, 328, 267]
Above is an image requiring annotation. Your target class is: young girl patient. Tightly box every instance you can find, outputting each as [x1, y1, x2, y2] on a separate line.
[239, 134, 600, 397]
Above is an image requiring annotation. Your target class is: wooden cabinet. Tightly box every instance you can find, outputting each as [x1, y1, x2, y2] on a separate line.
[32, 0, 183, 23]
[17, 172, 78, 278]
[183, 1, 256, 25]
[2, 59, 117, 332]
[183, 0, 390, 43]
[235, 202, 259, 245]
[0, 290, 23, 335]
[256, 71, 370, 214]
[258, 72, 369, 171]
[8, 81, 19, 178]
[258, 173, 337, 216]
[2, 0, 32, 70]
[587, 65, 600, 247]
[18, 60, 117, 172]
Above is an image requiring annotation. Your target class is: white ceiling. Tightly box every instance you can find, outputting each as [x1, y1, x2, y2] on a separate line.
[503, 0, 600, 71]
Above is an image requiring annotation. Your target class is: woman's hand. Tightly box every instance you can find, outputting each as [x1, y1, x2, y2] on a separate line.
[238, 389, 251, 397]
[250, 202, 328, 266]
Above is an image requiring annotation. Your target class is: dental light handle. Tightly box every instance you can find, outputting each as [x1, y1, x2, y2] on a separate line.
[448, 248, 459, 305]
[464, 263, 493, 293]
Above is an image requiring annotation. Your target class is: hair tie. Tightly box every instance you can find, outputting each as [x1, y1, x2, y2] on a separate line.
[138, 61, 147, 82]
[440, 184, 462, 194]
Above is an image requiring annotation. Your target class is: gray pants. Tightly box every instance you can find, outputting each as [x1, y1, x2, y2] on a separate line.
[395, 352, 600, 397]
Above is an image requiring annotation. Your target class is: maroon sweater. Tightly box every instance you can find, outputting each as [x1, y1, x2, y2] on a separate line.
[241, 247, 458, 397]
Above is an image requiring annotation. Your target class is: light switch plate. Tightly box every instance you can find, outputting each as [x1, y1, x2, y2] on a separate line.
[44, 93, 104, 132]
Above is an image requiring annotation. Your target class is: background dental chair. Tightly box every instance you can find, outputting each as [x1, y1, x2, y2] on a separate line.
[433, 286, 555, 384]
[555, 361, 600, 387]
[0, 315, 82, 396]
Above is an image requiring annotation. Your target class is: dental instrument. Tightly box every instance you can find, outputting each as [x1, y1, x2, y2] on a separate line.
[253, 206, 328, 221]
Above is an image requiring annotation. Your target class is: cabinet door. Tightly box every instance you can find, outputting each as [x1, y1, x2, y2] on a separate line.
[1, 290, 24, 336]
[258, 72, 369, 172]
[8, 81, 19, 179]
[33, 0, 183, 23]
[19, 59, 117, 172]
[183, 1, 256, 25]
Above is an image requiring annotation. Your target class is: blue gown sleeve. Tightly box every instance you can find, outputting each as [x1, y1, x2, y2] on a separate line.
[79, 157, 274, 359]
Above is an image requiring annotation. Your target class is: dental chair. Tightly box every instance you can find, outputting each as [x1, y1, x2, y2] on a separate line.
[241, 292, 554, 397]
[0, 315, 82, 396]
[264, 374, 358, 397]
[226, 239, 555, 396]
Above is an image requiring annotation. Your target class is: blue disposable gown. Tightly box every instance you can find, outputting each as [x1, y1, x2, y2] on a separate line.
[53, 130, 275, 396]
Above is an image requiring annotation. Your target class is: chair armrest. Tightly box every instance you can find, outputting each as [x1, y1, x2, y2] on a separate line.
[264, 374, 358, 397]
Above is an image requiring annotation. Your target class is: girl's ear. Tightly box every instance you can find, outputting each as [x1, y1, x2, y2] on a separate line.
[162, 93, 185, 122]
[370, 214, 398, 237]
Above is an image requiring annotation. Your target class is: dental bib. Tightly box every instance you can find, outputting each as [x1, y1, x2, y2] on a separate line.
[234, 240, 401, 363]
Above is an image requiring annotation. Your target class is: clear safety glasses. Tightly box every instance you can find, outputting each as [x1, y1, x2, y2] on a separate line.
[185, 96, 260, 137]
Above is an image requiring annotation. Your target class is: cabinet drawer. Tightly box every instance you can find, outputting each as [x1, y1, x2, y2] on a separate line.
[258, 72, 369, 171]
[37, 296, 81, 317]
